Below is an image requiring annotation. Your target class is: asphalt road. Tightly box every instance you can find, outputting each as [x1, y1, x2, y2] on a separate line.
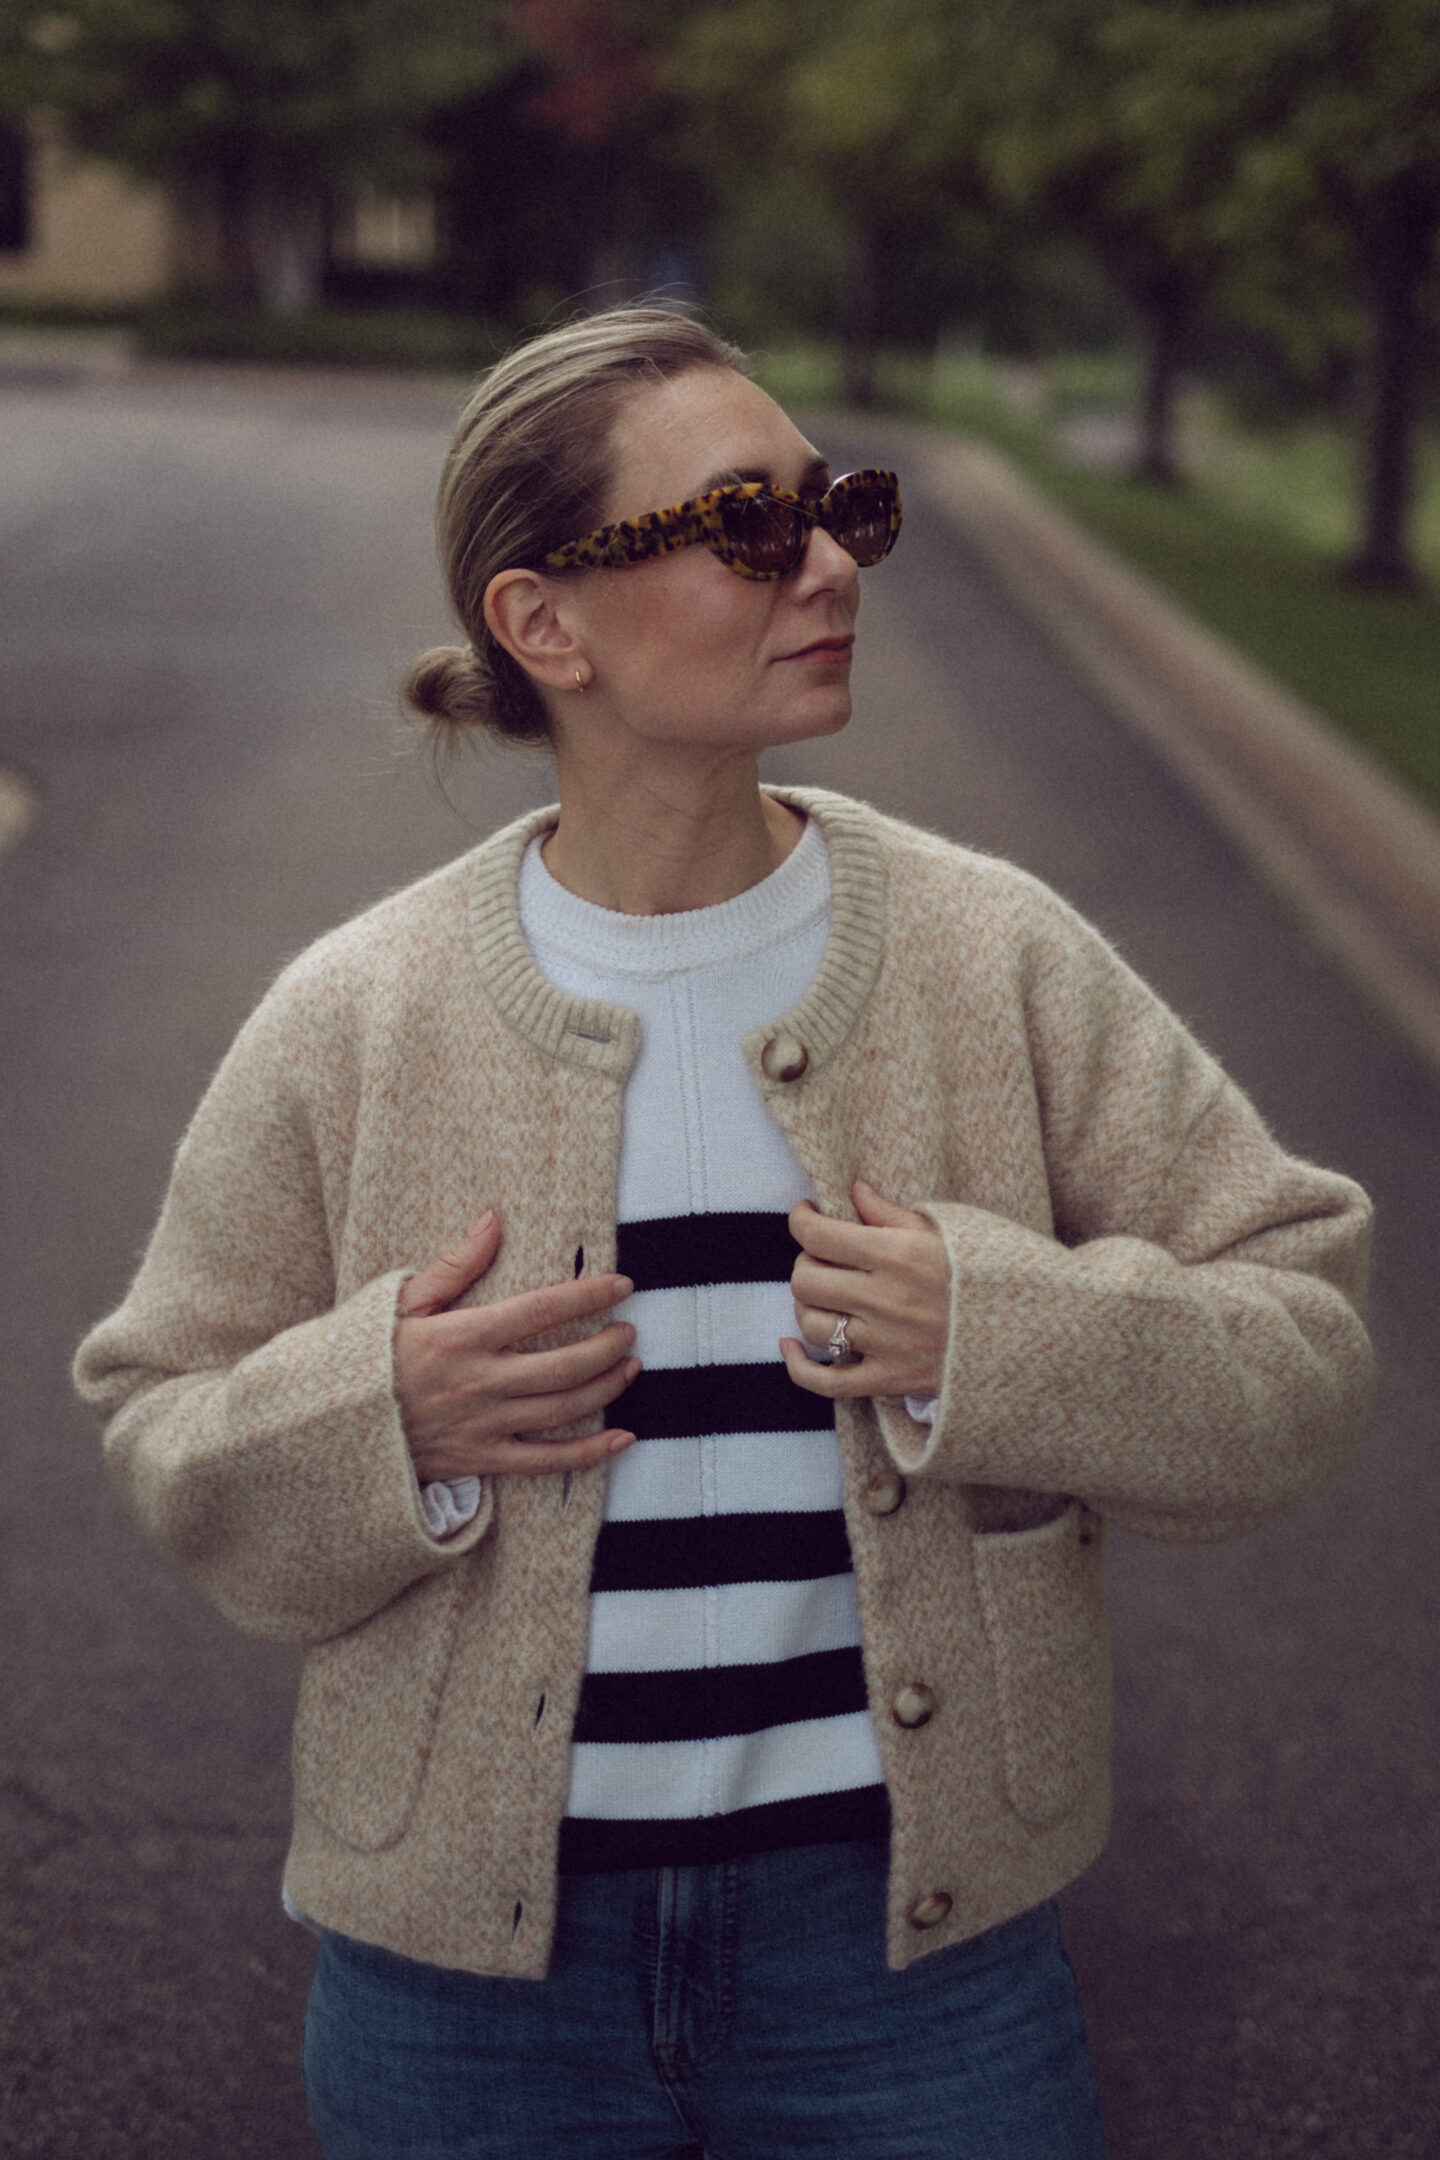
[1, 369, 1436, 2160]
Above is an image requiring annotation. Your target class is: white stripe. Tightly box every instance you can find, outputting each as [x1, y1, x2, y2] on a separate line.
[586, 1573, 864, 1675]
[602, 1429, 843, 1522]
[565, 1712, 886, 1821]
[619, 1280, 800, 1371]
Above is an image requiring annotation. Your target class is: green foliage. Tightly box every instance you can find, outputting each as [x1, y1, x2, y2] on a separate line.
[0, 0, 507, 188]
[668, 0, 1121, 360]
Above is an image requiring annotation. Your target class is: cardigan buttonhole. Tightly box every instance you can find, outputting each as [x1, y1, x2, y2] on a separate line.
[574, 1245, 584, 1277]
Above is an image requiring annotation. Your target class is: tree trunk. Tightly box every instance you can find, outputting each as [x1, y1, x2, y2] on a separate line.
[213, 151, 325, 313]
[838, 221, 881, 408]
[1132, 286, 1188, 486]
[1345, 174, 1438, 594]
[259, 189, 327, 315]
[216, 149, 265, 309]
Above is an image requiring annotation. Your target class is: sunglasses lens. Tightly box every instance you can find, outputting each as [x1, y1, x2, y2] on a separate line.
[830, 477, 898, 566]
[719, 490, 805, 575]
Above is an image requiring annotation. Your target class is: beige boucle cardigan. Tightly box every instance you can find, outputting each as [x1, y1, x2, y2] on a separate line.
[75, 787, 1373, 1978]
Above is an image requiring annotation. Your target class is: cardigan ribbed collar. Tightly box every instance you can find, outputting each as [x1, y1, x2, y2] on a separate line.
[465, 785, 888, 1080]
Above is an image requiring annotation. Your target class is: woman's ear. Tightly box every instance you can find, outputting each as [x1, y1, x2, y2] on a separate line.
[484, 569, 587, 694]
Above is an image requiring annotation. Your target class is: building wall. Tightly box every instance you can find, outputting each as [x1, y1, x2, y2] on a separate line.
[0, 116, 177, 305]
[0, 113, 439, 309]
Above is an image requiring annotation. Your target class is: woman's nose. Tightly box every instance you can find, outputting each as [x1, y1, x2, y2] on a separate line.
[794, 521, 861, 592]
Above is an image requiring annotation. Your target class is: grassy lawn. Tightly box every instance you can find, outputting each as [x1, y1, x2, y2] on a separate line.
[1016, 457, 1440, 817]
[757, 342, 1440, 815]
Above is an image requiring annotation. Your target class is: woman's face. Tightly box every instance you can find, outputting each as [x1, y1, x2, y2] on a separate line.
[555, 366, 862, 761]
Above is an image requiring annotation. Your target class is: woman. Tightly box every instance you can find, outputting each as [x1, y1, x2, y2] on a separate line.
[76, 307, 1373, 2159]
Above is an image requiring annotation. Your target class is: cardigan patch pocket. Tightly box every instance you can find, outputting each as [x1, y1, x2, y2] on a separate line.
[973, 1501, 1110, 1828]
[292, 1566, 467, 1851]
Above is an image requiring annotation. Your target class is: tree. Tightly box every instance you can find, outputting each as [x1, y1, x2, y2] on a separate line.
[1112, 0, 1440, 587]
[0, 0, 507, 309]
[964, 0, 1288, 484]
[671, 0, 1003, 403]
[672, 0, 1264, 465]
[487, 0, 713, 312]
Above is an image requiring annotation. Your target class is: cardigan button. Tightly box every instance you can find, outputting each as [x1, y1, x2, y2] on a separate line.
[761, 1032, 809, 1083]
[908, 1891, 953, 1930]
[891, 1683, 936, 1729]
[864, 1469, 907, 1516]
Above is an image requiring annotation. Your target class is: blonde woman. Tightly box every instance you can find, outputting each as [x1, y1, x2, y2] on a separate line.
[77, 308, 1372, 2159]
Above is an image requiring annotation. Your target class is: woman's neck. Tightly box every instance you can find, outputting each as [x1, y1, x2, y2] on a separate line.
[541, 754, 804, 916]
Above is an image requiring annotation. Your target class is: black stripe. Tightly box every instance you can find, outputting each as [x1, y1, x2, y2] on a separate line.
[558, 1784, 891, 1874]
[590, 1510, 853, 1593]
[617, 1212, 800, 1294]
[572, 1646, 868, 1745]
[617, 1362, 831, 1441]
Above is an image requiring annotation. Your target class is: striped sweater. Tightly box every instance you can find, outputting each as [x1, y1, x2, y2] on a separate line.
[515, 820, 888, 1871]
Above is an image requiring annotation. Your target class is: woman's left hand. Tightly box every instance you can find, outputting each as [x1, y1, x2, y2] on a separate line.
[781, 1180, 951, 1401]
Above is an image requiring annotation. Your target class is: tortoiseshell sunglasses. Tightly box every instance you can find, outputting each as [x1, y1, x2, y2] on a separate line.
[541, 468, 902, 582]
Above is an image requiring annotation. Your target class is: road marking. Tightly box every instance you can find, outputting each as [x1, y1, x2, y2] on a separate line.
[0, 768, 35, 861]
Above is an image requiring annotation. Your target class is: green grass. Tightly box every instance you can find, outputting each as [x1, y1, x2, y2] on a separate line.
[765, 342, 1440, 815]
[1200, 413, 1440, 585]
[1007, 459, 1440, 812]
[0, 299, 137, 328]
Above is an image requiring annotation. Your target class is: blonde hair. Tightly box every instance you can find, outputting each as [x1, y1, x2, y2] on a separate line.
[404, 306, 751, 746]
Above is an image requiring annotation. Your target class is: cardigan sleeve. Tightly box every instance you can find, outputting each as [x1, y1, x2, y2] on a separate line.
[73, 975, 493, 1645]
[887, 891, 1374, 1541]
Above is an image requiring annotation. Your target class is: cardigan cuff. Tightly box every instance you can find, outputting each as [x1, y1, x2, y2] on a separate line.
[417, 1476, 484, 1538]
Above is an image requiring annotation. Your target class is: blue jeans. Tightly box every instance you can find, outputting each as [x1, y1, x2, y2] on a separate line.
[303, 1841, 1105, 2158]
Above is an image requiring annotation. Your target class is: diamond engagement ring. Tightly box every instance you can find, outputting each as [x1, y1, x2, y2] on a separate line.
[826, 1314, 856, 1362]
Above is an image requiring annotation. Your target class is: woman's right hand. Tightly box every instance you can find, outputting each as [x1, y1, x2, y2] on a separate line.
[393, 1211, 641, 1482]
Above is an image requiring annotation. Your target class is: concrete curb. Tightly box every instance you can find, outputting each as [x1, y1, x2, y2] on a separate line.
[0, 328, 137, 386]
[873, 420, 1440, 1086]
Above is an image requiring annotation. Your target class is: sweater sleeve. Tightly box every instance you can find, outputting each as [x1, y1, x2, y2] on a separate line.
[885, 894, 1374, 1541]
[73, 974, 493, 1644]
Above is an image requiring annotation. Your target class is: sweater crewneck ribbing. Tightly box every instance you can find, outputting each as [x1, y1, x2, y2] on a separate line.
[518, 814, 830, 980]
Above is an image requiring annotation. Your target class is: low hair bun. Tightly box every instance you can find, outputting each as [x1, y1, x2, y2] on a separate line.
[403, 639, 553, 746]
[403, 644, 492, 730]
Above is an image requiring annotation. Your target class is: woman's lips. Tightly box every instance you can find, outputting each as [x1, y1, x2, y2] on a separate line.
[777, 636, 855, 662]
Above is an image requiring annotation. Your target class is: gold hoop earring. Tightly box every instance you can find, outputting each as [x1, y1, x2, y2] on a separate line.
[574, 669, 587, 694]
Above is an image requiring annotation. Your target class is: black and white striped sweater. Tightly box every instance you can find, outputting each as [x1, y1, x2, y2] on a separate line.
[527, 822, 889, 1870]
[421, 821, 893, 1869]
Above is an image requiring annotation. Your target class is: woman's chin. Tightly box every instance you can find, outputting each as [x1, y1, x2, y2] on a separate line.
[768, 689, 853, 748]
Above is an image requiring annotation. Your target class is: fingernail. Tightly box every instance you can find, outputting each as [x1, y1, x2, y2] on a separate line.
[624, 1358, 642, 1381]
[613, 1276, 633, 1298]
[476, 1209, 495, 1230]
[621, 1324, 636, 1343]
[608, 1431, 635, 1453]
